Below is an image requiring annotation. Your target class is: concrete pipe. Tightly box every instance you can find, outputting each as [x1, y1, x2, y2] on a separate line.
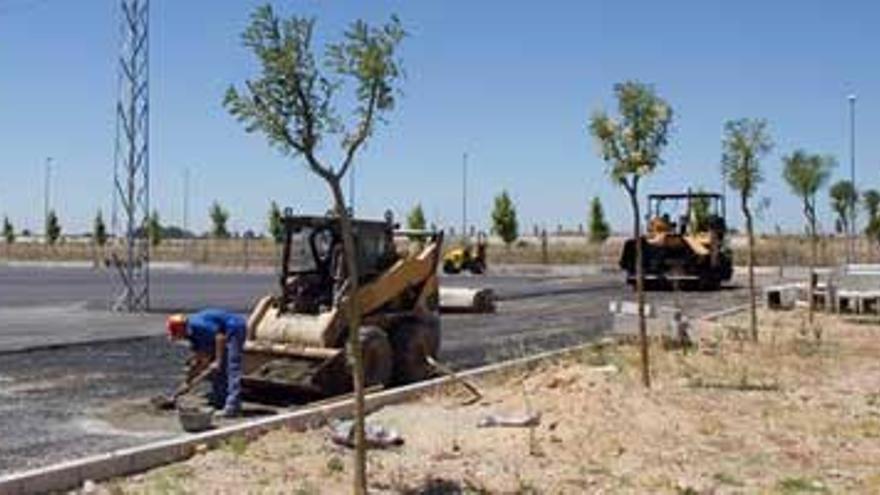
[439, 287, 496, 313]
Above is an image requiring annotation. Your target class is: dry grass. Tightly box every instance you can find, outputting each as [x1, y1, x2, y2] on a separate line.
[0, 239, 279, 268]
[93, 309, 880, 494]
[4, 234, 878, 268]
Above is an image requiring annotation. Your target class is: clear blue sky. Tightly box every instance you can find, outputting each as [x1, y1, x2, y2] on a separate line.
[0, 0, 877, 235]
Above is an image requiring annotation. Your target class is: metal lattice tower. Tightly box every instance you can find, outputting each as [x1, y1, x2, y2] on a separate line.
[112, 0, 150, 312]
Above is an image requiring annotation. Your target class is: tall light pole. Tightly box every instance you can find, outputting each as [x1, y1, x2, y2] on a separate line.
[182, 167, 190, 234]
[461, 152, 468, 242]
[848, 93, 856, 264]
[43, 157, 52, 237]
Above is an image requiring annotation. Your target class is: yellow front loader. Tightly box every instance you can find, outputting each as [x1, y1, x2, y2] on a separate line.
[619, 192, 733, 290]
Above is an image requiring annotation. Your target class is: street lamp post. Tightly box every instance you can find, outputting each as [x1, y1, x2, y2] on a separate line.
[848, 94, 856, 265]
[43, 157, 52, 239]
[461, 152, 468, 243]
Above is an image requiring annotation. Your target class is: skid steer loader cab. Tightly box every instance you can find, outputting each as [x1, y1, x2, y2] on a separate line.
[620, 191, 733, 290]
[277, 213, 398, 315]
[243, 209, 444, 401]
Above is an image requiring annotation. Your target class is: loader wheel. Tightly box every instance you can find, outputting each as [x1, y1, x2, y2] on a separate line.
[390, 316, 440, 385]
[443, 260, 460, 274]
[356, 326, 393, 387]
[698, 274, 721, 291]
[469, 261, 486, 275]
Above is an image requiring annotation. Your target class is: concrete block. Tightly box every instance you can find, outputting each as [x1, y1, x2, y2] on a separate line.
[837, 290, 860, 314]
[764, 284, 800, 310]
[860, 293, 880, 315]
[608, 300, 620, 314]
[843, 264, 880, 276]
[609, 300, 655, 318]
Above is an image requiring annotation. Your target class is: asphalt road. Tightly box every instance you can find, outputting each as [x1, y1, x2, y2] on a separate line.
[0, 266, 274, 311]
[0, 265, 752, 475]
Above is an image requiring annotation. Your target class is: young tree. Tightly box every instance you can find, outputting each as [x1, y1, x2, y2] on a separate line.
[588, 196, 610, 243]
[209, 201, 230, 239]
[721, 118, 772, 342]
[783, 150, 834, 324]
[407, 203, 426, 230]
[589, 81, 672, 388]
[148, 210, 162, 247]
[2, 216, 14, 244]
[268, 201, 284, 243]
[94, 210, 108, 247]
[491, 190, 519, 248]
[829, 180, 857, 236]
[45, 210, 61, 245]
[406, 203, 426, 241]
[690, 190, 711, 232]
[223, 6, 405, 492]
[863, 189, 880, 240]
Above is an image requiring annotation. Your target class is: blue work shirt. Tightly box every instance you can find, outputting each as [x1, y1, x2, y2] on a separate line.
[186, 309, 246, 355]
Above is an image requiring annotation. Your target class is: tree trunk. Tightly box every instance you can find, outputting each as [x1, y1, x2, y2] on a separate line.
[742, 195, 757, 341]
[628, 188, 650, 388]
[328, 180, 368, 495]
[808, 214, 816, 324]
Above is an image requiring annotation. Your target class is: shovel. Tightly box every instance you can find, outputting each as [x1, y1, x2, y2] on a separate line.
[150, 365, 216, 411]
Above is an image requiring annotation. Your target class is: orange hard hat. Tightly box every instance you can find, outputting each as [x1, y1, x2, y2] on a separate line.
[166, 313, 188, 340]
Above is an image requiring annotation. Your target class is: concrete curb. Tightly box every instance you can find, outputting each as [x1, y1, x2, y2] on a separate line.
[0, 339, 599, 495]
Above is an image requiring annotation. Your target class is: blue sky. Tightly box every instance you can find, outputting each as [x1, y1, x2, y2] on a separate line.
[0, 0, 877, 235]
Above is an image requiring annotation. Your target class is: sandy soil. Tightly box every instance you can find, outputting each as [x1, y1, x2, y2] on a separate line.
[92, 309, 880, 494]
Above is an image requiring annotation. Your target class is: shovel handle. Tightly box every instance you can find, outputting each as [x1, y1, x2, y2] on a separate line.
[173, 365, 216, 400]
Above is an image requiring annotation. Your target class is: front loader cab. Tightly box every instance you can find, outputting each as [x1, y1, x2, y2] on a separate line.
[442, 231, 488, 275]
[646, 192, 727, 240]
[277, 210, 399, 314]
[620, 190, 732, 290]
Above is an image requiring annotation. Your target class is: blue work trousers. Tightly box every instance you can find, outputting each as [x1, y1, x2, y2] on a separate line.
[210, 330, 243, 413]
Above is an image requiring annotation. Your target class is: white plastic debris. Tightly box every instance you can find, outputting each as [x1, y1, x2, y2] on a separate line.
[329, 419, 404, 449]
[477, 411, 541, 428]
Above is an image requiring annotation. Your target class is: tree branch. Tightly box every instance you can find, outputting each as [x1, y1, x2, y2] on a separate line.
[337, 79, 379, 181]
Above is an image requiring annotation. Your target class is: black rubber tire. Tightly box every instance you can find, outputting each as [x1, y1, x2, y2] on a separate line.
[443, 260, 460, 274]
[698, 275, 721, 291]
[357, 326, 393, 387]
[469, 261, 486, 275]
[390, 315, 441, 384]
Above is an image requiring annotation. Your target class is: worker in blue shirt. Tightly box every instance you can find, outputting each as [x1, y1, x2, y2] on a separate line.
[166, 309, 246, 417]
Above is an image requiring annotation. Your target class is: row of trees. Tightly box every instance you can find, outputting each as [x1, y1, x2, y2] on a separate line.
[5, 184, 870, 250]
[2, 211, 62, 245]
[403, 192, 613, 247]
[0, 201, 230, 247]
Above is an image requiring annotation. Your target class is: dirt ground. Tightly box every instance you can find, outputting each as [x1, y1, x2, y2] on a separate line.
[92, 309, 880, 494]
